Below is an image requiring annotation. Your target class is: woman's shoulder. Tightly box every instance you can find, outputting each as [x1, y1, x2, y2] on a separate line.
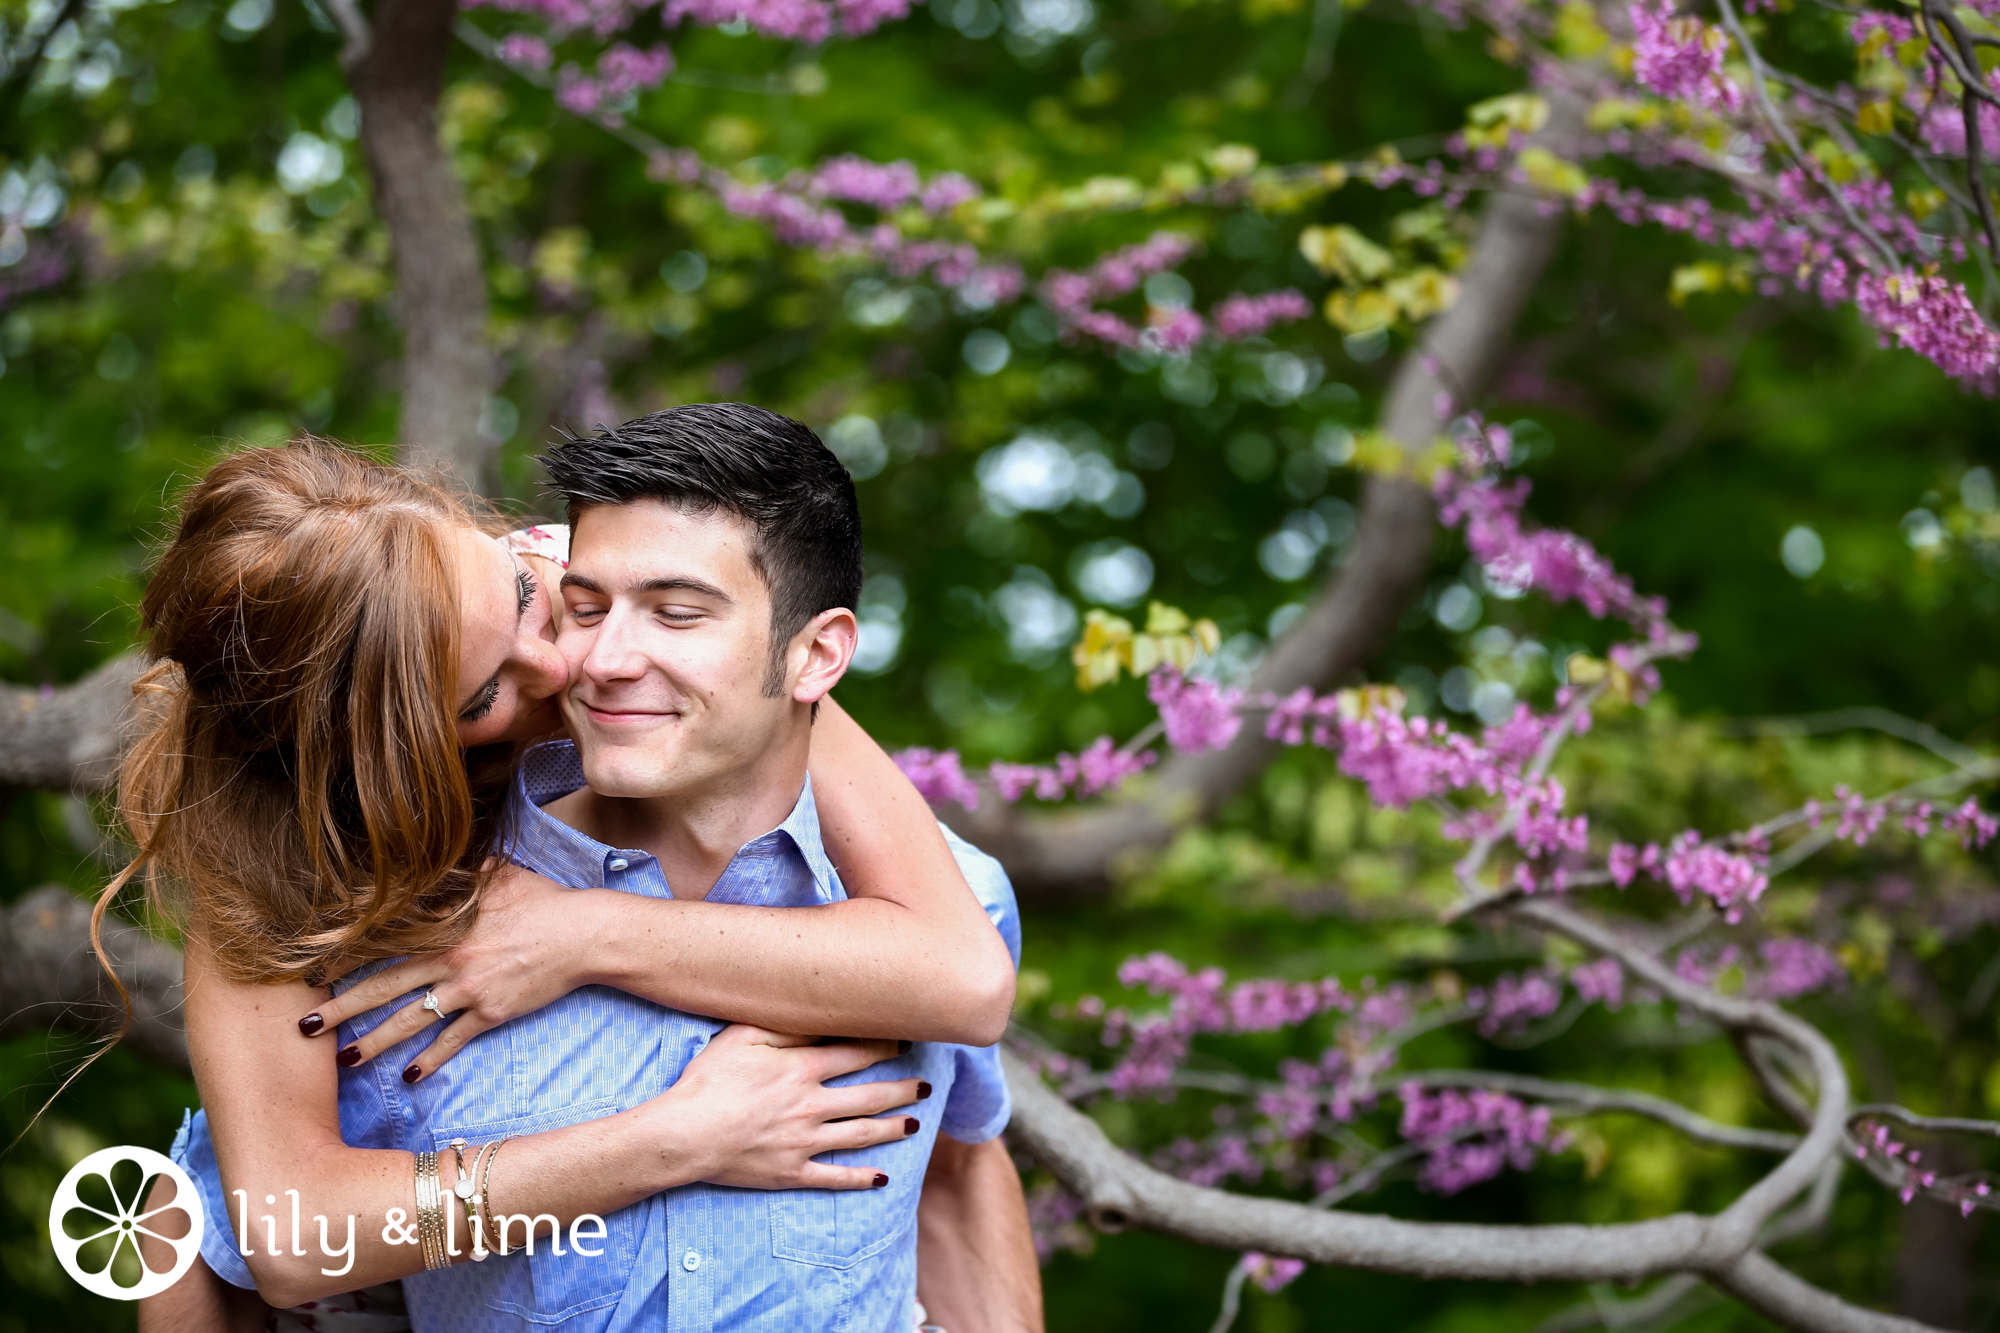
[504, 523, 570, 568]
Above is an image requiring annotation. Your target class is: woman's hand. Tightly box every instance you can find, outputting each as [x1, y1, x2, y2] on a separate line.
[297, 863, 597, 1082]
[651, 1026, 930, 1190]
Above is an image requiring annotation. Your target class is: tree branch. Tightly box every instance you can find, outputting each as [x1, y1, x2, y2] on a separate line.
[1401, 1070, 1800, 1153]
[1001, 1047, 1932, 1333]
[321, 0, 373, 66]
[0, 652, 143, 791]
[0, 0, 88, 143]
[1009, 1033, 1930, 1333]
[952, 98, 1583, 900]
[1058, 1063, 1797, 1154]
[1719, 708, 1984, 770]
[0, 885, 187, 1071]
[1535, 1162, 1841, 1333]
[348, 0, 492, 491]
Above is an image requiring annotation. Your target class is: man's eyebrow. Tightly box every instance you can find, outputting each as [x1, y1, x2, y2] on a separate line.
[558, 571, 734, 603]
[637, 576, 732, 602]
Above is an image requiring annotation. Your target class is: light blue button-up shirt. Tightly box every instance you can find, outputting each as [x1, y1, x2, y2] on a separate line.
[176, 739, 1020, 1332]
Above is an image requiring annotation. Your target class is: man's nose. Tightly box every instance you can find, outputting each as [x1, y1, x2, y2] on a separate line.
[580, 607, 648, 681]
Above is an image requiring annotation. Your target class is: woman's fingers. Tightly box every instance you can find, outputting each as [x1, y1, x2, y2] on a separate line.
[341, 988, 448, 1065]
[399, 1011, 494, 1084]
[817, 1112, 921, 1154]
[792, 1162, 896, 1192]
[818, 1077, 929, 1121]
[803, 1038, 906, 1081]
[300, 956, 443, 1037]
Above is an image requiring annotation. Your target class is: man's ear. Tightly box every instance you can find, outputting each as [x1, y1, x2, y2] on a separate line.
[791, 607, 858, 704]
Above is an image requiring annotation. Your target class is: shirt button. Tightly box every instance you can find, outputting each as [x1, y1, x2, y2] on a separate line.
[682, 1249, 701, 1272]
[607, 857, 629, 872]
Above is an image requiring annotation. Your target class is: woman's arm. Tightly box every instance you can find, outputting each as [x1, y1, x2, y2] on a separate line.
[182, 935, 922, 1308]
[312, 696, 1015, 1079]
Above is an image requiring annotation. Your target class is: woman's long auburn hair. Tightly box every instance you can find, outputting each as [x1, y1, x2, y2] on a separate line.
[101, 440, 515, 989]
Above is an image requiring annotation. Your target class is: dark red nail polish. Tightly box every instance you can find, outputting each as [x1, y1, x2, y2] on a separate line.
[872, 1172, 889, 1188]
[903, 1117, 919, 1136]
[917, 1081, 933, 1101]
[402, 1064, 423, 1084]
[298, 1013, 324, 1037]
[337, 1044, 362, 1067]
[897, 1040, 913, 1054]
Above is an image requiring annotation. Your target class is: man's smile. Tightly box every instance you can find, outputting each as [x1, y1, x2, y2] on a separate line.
[577, 700, 681, 725]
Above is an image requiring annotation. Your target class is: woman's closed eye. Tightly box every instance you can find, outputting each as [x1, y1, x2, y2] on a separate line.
[516, 567, 537, 617]
[460, 677, 501, 723]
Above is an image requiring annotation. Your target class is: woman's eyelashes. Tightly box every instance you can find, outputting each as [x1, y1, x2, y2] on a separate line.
[516, 567, 537, 617]
[461, 677, 501, 723]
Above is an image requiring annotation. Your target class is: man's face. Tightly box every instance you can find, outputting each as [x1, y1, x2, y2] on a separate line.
[555, 500, 795, 800]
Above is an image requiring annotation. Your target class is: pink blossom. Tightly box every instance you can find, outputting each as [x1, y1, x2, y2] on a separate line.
[1143, 307, 1206, 353]
[1243, 1252, 1307, 1293]
[811, 154, 920, 210]
[985, 739, 1154, 803]
[662, 0, 836, 42]
[1944, 798, 2000, 847]
[1398, 1085, 1558, 1193]
[496, 33, 554, 68]
[892, 747, 979, 810]
[956, 262, 1023, 309]
[1210, 290, 1313, 340]
[1570, 958, 1624, 1009]
[1853, 270, 2000, 388]
[918, 172, 981, 215]
[594, 41, 674, 94]
[1660, 831, 1767, 920]
[1475, 970, 1563, 1036]
[1753, 937, 1846, 1001]
[1149, 668, 1243, 753]
[1067, 309, 1141, 348]
[831, 0, 913, 34]
[1630, 0, 1741, 112]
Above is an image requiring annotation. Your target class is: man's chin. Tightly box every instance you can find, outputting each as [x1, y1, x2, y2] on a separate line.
[577, 759, 680, 800]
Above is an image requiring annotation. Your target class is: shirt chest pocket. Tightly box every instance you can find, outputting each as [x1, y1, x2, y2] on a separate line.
[769, 1052, 935, 1270]
[768, 1154, 913, 1269]
[429, 1101, 633, 1326]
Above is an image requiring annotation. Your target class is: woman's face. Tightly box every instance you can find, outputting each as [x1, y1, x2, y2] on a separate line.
[450, 527, 568, 746]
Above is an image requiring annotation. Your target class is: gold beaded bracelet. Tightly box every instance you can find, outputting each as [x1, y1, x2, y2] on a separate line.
[413, 1150, 449, 1271]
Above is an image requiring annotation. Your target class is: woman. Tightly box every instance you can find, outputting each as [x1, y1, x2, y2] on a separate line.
[116, 442, 1014, 1329]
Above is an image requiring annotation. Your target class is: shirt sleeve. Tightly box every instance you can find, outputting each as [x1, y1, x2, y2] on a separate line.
[935, 828, 1021, 1144]
[170, 1107, 259, 1290]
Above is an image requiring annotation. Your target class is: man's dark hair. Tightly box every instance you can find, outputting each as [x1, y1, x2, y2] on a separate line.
[542, 403, 863, 696]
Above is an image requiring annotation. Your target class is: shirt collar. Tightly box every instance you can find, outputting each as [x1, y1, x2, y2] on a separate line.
[504, 740, 842, 905]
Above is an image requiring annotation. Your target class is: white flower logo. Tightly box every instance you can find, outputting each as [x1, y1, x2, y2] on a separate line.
[50, 1146, 205, 1300]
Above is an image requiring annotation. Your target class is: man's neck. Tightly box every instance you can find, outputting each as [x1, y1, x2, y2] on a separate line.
[546, 745, 809, 901]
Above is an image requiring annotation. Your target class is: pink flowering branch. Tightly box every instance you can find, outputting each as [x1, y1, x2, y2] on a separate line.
[1041, 233, 1313, 352]
[1847, 1106, 2000, 1217]
[988, 407, 1992, 1320]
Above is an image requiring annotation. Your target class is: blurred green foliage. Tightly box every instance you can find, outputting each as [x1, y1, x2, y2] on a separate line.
[1, 0, 1997, 1328]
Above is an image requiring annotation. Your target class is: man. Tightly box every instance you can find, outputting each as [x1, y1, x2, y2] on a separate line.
[402, 403, 1041, 1331]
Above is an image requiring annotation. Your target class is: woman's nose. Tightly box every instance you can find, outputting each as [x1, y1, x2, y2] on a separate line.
[516, 634, 568, 698]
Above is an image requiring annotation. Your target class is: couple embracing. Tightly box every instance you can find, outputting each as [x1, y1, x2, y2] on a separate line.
[122, 403, 1042, 1332]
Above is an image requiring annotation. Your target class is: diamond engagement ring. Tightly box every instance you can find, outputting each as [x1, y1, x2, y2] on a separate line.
[422, 988, 445, 1017]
